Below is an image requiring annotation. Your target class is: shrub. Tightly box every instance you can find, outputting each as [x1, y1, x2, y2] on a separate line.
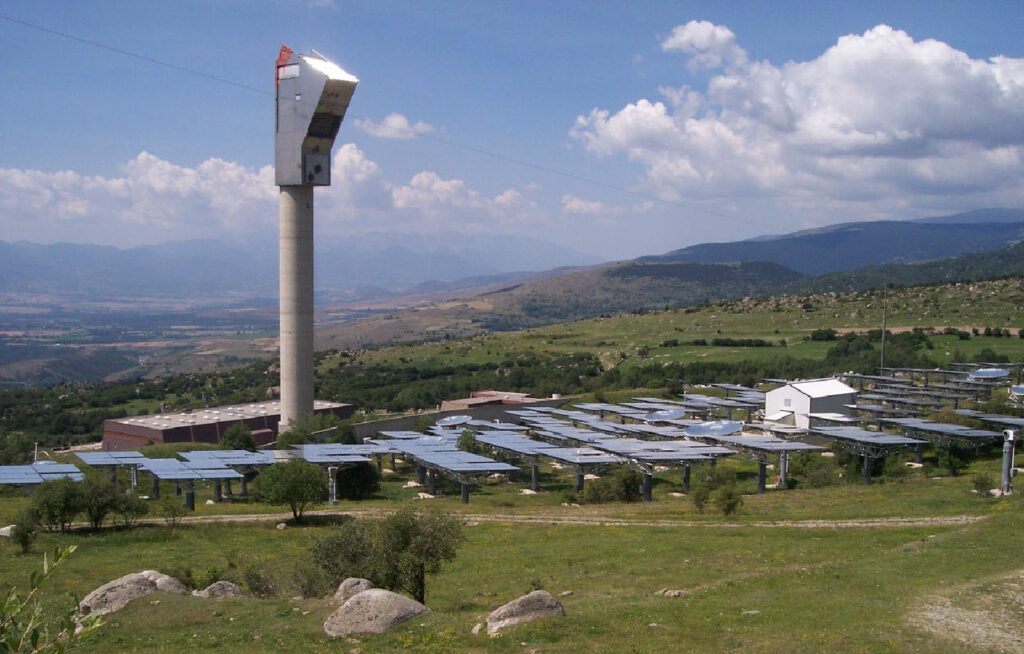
[30, 479, 83, 532]
[690, 484, 710, 513]
[457, 429, 486, 456]
[311, 509, 464, 604]
[154, 497, 187, 526]
[221, 423, 256, 451]
[972, 473, 995, 498]
[255, 459, 327, 522]
[938, 446, 972, 477]
[79, 474, 118, 530]
[335, 462, 381, 501]
[582, 467, 642, 504]
[12, 509, 37, 555]
[114, 493, 149, 527]
[0, 546, 104, 653]
[713, 485, 744, 516]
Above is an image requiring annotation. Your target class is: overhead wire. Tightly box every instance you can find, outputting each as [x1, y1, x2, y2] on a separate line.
[1, 12, 769, 230]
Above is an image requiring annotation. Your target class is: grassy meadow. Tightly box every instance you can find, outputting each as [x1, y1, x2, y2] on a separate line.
[2, 441, 1022, 653]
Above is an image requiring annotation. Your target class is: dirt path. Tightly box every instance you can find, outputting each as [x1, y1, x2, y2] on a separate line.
[162, 509, 986, 530]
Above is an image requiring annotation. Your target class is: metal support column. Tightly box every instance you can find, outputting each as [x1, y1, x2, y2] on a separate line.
[575, 471, 584, 492]
[129, 466, 137, 494]
[461, 482, 470, 504]
[224, 479, 233, 498]
[682, 464, 691, 493]
[531, 462, 539, 491]
[427, 469, 437, 495]
[213, 480, 223, 503]
[151, 476, 160, 500]
[862, 455, 872, 485]
[416, 464, 426, 485]
[1001, 430, 1016, 495]
[184, 482, 195, 511]
[756, 458, 767, 494]
[914, 444, 924, 464]
[376, 455, 383, 474]
[778, 452, 789, 490]
[328, 466, 338, 505]
[240, 476, 248, 497]
[642, 472, 652, 502]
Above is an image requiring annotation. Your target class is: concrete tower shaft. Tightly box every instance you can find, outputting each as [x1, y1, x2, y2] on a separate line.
[278, 185, 314, 430]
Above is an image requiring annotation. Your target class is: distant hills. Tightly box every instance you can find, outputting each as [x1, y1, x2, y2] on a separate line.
[0, 232, 599, 306]
[640, 210, 1024, 275]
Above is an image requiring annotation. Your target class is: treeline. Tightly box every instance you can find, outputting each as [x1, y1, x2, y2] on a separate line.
[0, 329, 1008, 464]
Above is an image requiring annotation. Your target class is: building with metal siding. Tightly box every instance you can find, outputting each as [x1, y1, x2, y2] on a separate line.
[102, 400, 353, 451]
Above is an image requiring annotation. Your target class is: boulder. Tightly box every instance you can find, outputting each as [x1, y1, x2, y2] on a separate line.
[333, 577, 375, 603]
[323, 589, 429, 636]
[0, 525, 14, 538]
[192, 581, 244, 599]
[79, 570, 187, 616]
[487, 590, 565, 634]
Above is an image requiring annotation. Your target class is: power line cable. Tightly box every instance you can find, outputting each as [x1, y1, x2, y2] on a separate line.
[1, 13, 770, 230]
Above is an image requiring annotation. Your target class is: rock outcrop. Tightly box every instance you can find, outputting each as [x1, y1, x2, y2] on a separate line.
[486, 590, 566, 634]
[192, 581, 244, 598]
[323, 588, 429, 636]
[79, 571, 187, 616]
[333, 577, 375, 603]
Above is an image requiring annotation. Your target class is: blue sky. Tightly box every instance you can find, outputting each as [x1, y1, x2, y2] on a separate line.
[3, 1, 1024, 261]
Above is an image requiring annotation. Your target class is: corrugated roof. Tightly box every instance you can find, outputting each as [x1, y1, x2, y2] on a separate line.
[789, 378, 857, 399]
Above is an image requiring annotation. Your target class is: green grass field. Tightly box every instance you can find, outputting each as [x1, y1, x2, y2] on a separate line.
[2, 444, 1022, 653]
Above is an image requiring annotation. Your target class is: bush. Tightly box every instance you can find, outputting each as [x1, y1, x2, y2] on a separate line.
[154, 497, 187, 526]
[311, 509, 464, 603]
[713, 485, 744, 516]
[972, 473, 995, 498]
[30, 479, 83, 532]
[457, 429, 486, 456]
[114, 493, 149, 527]
[79, 474, 118, 530]
[690, 484, 710, 513]
[335, 462, 381, 501]
[255, 459, 327, 522]
[12, 509, 37, 555]
[938, 446, 972, 477]
[0, 546, 104, 653]
[582, 466, 642, 504]
[221, 423, 256, 451]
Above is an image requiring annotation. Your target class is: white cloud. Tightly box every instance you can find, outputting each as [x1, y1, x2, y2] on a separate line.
[661, 20, 748, 70]
[572, 22, 1024, 223]
[354, 113, 435, 139]
[561, 194, 607, 215]
[0, 147, 399, 245]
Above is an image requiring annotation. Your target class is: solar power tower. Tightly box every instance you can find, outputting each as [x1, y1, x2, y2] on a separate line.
[274, 45, 358, 430]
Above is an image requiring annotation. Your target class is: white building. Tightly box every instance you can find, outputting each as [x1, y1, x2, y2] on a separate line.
[764, 378, 857, 430]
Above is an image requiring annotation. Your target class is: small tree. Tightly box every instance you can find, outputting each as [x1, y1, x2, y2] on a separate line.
[114, 493, 149, 527]
[335, 462, 380, 501]
[938, 446, 972, 477]
[311, 509, 464, 604]
[370, 509, 465, 604]
[255, 459, 327, 522]
[221, 424, 256, 451]
[30, 479, 83, 533]
[79, 474, 118, 530]
[456, 429, 485, 456]
[154, 497, 187, 526]
[12, 509, 37, 555]
[0, 545, 104, 653]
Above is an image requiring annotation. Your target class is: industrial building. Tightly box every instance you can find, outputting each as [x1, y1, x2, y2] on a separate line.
[101, 400, 353, 451]
[764, 378, 857, 430]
